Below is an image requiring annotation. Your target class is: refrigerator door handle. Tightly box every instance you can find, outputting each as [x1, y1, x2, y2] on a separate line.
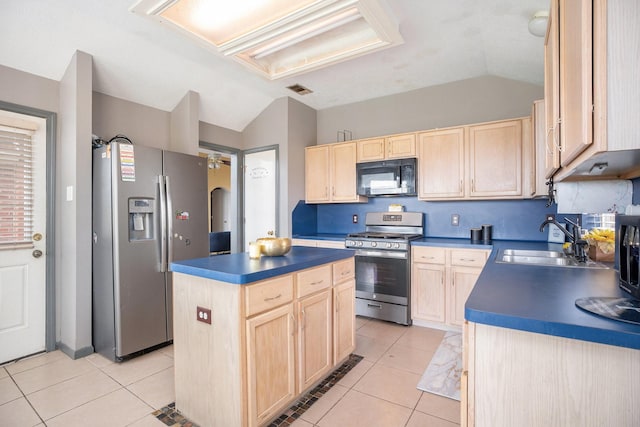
[159, 175, 168, 272]
[165, 175, 174, 271]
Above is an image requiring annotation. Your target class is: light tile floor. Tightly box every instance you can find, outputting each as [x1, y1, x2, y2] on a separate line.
[0, 318, 460, 427]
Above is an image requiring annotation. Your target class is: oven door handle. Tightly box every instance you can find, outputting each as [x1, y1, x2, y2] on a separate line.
[354, 249, 407, 259]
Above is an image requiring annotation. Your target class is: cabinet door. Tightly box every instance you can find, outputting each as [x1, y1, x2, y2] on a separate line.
[298, 290, 332, 392]
[559, 0, 593, 167]
[468, 120, 522, 198]
[449, 267, 481, 326]
[412, 262, 446, 323]
[331, 142, 359, 201]
[386, 133, 416, 159]
[544, 0, 561, 178]
[333, 279, 355, 363]
[246, 304, 296, 427]
[531, 100, 548, 197]
[357, 138, 385, 162]
[417, 128, 465, 199]
[305, 146, 330, 202]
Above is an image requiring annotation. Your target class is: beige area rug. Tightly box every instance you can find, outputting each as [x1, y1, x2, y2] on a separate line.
[416, 331, 462, 401]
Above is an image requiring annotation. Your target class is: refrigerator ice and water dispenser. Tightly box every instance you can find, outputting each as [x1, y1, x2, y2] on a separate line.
[128, 198, 154, 241]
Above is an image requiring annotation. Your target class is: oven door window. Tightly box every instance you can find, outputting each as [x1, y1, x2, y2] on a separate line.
[355, 255, 408, 297]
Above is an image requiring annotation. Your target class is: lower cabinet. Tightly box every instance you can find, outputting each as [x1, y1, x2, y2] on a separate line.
[463, 321, 640, 427]
[411, 246, 489, 327]
[173, 258, 355, 427]
[247, 303, 296, 426]
[333, 278, 356, 362]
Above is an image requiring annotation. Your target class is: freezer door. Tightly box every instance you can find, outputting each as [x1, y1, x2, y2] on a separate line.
[163, 150, 209, 339]
[163, 151, 209, 263]
[112, 143, 168, 358]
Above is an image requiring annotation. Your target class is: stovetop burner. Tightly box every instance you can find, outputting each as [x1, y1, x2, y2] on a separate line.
[347, 232, 422, 240]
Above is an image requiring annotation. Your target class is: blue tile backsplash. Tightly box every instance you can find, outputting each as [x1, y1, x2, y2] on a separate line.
[293, 178, 640, 242]
[293, 196, 558, 241]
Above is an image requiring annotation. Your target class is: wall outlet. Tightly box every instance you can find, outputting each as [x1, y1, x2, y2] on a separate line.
[196, 306, 211, 324]
[451, 214, 460, 226]
[352, 214, 358, 224]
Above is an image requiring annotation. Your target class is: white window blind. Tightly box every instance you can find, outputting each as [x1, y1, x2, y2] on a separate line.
[0, 125, 34, 248]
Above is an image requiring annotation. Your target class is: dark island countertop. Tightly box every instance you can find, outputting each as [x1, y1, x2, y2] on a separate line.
[463, 240, 640, 350]
[170, 246, 355, 284]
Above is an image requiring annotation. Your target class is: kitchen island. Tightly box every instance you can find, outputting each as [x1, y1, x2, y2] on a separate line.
[170, 246, 356, 427]
[462, 240, 640, 427]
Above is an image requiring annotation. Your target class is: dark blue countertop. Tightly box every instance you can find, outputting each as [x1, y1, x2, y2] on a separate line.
[293, 234, 347, 241]
[171, 246, 355, 284]
[412, 237, 493, 249]
[464, 240, 640, 350]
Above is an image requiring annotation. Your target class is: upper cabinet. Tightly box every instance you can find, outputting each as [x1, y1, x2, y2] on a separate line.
[558, 0, 593, 167]
[544, 0, 560, 178]
[356, 133, 416, 162]
[418, 118, 527, 200]
[529, 100, 548, 197]
[468, 120, 523, 198]
[305, 142, 367, 204]
[547, 0, 640, 181]
[417, 128, 465, 199]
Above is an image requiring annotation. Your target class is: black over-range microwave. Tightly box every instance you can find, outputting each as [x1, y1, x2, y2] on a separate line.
[356, 158, 417, 197]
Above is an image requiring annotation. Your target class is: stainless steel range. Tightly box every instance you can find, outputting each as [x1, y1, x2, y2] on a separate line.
[345, 212, 424, 325]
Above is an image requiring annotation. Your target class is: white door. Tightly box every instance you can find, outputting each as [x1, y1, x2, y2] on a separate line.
[0, 111, 47, 364]
[244, 148, 277, 250]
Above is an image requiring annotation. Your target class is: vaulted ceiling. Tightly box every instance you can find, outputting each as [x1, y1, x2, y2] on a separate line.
[1, 0, 548, 131]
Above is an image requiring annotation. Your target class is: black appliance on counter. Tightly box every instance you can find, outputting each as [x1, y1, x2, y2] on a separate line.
[617, 214, 640, 298]
[356, 158, 417, 197]
[345, 212, 424, 325]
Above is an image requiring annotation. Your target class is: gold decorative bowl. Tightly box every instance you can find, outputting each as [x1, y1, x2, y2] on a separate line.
[256, 237, 292, 256]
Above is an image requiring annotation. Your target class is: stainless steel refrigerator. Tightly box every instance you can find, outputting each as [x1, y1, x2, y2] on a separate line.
[92, 142, 208, 361]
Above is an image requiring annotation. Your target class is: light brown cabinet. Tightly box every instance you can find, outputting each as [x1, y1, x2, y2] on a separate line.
[305, 142, 367, 204]
[356, 133, 416, 162]
[173, 257, 356, 427]
[417, 128, 465, 199]
[418, 118, 526, 200]
[297, 289, 332, 391]
[548, 0, 640, 181]
[333, 258, 356, 363]
[463, 321, 640, 427]
[247, 303, 296, 426]
[528, 100, 547, 197]
[468, 120, 523, 198]
[411, 246, 488, 327]
[544, 0, 561, 179]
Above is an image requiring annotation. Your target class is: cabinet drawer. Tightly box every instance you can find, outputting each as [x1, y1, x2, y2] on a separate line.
[245, 275, 294, 317]
[333, 258, 355, 284]
[412, 246, 446, 264]
[297, 265, 332, 299]
[450, 249, 488, 267]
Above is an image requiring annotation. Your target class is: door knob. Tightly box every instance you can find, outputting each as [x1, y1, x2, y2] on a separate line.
[33, 233, 43, 241]
[32, 249, 43, 258]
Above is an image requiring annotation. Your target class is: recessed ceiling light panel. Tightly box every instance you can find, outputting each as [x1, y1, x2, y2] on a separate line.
[131, 0, 403, 80]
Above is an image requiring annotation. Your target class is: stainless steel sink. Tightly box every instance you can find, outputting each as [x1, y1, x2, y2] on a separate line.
[501, 249, 565, 258]
[496, 248, 609, 269]
[500, 255, 570, 266]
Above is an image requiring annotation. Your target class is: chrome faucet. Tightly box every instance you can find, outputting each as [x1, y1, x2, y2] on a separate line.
[539, 214, 589, 263]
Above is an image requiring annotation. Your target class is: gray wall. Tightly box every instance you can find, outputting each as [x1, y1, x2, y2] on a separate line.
[243, 98, 288, 237]
[317, 75, 544, 143]
[56, 51, 93, 358]
[199, 121, 243, 149]
[93, 92, 171, 149]
[242, 97, 318, 238]
[170, 90, 199, 155]
[286, 98, 317, 233]
[0, 64, 59, 112]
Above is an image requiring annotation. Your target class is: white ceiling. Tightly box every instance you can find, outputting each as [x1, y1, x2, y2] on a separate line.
[1, 0, 548, 132]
